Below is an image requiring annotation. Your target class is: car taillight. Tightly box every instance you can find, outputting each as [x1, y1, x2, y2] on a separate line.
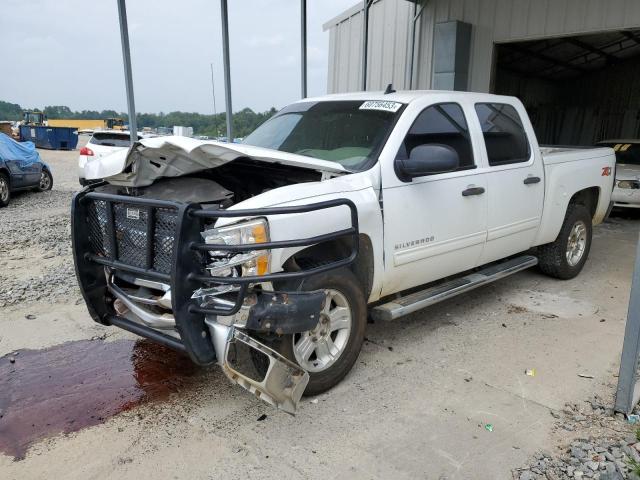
[80, 147, 94, 156]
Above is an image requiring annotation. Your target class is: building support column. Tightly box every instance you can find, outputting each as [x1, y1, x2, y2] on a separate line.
[361, 0, 372, 90]
[615, 233, 640, 414]
[116, 0, 137, 144]
[301, 0, 307, 98]
[220, 0, 233, 141]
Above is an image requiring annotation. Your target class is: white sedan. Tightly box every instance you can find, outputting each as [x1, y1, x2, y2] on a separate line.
[78, 131, 141, 186]
[597, 140, 640, 209]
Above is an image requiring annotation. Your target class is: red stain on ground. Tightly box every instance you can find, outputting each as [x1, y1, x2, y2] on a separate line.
[0, 339, 199, 460]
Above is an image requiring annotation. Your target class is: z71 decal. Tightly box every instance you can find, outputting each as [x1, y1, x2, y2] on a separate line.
[602, 167, 612, 177]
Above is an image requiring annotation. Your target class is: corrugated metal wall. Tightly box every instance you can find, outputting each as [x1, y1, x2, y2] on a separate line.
[324, 0, 640, 93]
[326, 1, 414, 93]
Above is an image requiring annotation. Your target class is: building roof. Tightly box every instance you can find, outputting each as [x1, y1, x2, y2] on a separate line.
[322, 1, 363, 31]
[498, 29, 640, 80]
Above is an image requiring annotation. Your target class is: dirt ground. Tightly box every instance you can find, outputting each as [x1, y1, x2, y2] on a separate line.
[1, 140, 640, 479]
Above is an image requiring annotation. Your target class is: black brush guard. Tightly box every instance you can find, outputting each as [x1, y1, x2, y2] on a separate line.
[72, 189, 359, 365]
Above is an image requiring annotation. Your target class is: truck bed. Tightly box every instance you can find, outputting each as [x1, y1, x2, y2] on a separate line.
[540, 146, 613, 165]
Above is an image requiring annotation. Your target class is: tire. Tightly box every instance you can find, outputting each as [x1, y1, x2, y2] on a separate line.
[37, 169, 53, 192]
[537, 203, 592, 280]
[272, 268, 367, 396]
[0, 173, 10, 208]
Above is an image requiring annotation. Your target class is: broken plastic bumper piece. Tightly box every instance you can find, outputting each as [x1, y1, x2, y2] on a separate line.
[206, 319, 309, 414]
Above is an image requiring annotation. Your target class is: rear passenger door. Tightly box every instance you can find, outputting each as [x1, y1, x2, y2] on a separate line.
[381, 102, 488, 296]
[473, 102, 544, 265]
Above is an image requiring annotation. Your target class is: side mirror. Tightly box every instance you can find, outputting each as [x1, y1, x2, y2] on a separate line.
[395, 144, 460, 181]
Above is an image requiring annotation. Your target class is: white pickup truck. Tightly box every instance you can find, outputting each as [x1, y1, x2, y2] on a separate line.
[72, 91, 615, 413]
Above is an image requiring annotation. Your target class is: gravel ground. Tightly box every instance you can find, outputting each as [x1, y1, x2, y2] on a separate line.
[0, 138, 85, 308]
[0, 189, 76, 306]
[515, 393, 640, 479]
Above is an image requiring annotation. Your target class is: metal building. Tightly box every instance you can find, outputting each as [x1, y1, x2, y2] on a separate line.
[324, 0, 640, 144]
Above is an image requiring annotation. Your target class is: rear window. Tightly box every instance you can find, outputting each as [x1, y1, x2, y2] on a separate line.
[475, 103, 531, 166]
[598, 143, 640, 166]
[89, 133, 139, 147]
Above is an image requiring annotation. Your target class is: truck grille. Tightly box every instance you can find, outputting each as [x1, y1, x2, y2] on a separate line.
[86, 199, 178, 274]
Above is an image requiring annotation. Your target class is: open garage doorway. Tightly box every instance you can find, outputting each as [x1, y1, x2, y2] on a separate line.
[492, 29, 640, 146]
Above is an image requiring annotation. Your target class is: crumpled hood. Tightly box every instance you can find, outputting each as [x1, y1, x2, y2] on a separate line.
[616, 164, 640, 180]
[84, 136, 347, 187]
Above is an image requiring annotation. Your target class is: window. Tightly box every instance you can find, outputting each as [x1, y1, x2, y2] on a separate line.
[90, 133, 140, 147]
[399, 103, 475, 171]
[475, 103, 531, 166]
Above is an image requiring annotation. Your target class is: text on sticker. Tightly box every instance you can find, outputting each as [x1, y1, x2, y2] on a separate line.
[359, 101, 403, 113]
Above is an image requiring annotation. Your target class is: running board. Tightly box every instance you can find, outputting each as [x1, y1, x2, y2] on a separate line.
[371, 255, 538, 322]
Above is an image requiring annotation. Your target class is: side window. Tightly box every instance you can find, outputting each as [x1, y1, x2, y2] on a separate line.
[475, 103, 531, 166]
[399, 103, 475, 171]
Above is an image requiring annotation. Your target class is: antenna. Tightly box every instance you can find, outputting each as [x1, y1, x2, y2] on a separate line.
[384, 83, 396, 94]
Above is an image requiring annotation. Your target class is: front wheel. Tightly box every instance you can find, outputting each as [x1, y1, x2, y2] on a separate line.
[537, 203, 592, 279]
[37, 169, 53, 192]
[275, 268, 367, 396]
[0, 173, 10, 207]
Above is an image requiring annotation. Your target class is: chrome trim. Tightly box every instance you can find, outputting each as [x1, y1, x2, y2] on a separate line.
[107, 276, 176, 330]
[130, 277, 170, 292]
[372, 255, 539, 321]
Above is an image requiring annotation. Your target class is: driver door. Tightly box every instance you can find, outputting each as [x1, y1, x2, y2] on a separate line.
[380, 102, 488, 296]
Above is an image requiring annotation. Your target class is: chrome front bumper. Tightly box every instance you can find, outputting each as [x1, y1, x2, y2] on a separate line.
[106, 272, 309, 414]
[207, 320, 309, 414]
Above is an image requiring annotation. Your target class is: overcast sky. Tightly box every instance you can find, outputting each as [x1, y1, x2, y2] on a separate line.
[1, 0, 355, 114]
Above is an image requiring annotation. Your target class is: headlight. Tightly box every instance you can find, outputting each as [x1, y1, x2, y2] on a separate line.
[618, 180, 640, 189]
[202, 218, 270, 277]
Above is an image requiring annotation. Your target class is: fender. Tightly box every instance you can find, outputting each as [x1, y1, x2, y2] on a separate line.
[219, 167, 386, 303]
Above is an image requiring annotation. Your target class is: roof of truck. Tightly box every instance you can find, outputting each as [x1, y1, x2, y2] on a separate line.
[296, 89, 516, 105]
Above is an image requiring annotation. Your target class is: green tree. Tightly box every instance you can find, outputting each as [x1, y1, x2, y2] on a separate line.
[0, 101, 24, 121]
[43, 105, 74, 118]
[1, 99, 278, 137]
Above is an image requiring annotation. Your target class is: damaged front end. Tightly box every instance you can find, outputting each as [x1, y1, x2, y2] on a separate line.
[71, 187, 358, 414]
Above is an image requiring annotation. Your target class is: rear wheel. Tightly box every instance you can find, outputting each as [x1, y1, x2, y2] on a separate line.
[537, 203, 592, 279]
[272, 268, 367, 396]
[0, 173, 10, 207]
[37, 169, 53, 192]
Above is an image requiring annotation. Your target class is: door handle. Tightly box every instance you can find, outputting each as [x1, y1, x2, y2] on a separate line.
[524, 176, 541, 185]
[462, 186, 485, 197]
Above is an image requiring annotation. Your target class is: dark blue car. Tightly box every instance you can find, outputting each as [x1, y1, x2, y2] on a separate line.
[0, 133, 53, 207]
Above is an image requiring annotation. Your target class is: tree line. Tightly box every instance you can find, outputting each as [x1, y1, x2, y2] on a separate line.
[0, 100, 278, 138]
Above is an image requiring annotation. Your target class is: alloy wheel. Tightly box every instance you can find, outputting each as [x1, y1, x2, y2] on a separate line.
[292, 289, 352, 373]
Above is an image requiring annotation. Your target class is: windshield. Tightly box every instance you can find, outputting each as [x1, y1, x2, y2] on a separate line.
[599, 142, 640, 166]
[243, 100, 402, 171]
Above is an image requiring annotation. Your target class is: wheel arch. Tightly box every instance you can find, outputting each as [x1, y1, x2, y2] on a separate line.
[0, 166, 10, 184]
[281, 233, 375, 300]
[569, 186, 600, 219]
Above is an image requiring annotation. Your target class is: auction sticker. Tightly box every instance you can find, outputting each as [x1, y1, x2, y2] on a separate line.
[359, 100, 403, 112]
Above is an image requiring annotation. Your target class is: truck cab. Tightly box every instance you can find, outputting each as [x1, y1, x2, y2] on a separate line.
[72, 91, 615, 413]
